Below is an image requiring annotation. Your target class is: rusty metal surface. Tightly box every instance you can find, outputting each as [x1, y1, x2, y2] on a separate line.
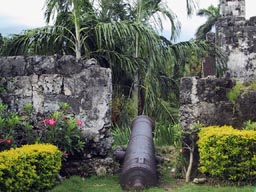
[120, 115, 158, 190]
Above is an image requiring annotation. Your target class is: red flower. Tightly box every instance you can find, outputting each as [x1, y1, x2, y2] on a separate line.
[76, 120, 82, 126]
[43, 119, 48, 125]
[0, 138, 4, 143]
[43, 118, 57, 126]
[6, 139, 12, 145]
[47, 118, 56, 126]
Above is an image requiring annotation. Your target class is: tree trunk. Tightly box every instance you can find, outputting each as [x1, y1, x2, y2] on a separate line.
[185, 142, 194, 183]
[73, 1, 82, 60]
[137, 75, 144, 115]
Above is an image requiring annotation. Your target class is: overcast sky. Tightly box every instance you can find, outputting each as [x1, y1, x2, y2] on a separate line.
[0, 0, 255, 42]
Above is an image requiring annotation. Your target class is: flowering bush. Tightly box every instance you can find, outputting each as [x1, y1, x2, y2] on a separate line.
[0, 103, 34, 151]
[0, 102, 86, 159]
[0, 104, 16, 151]
[0, 138, 12, 150]
[40, 106, 85, 158]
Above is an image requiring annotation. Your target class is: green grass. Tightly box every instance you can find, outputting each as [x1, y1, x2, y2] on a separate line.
[48, 175, 167, 192]
[49, 175, 122, 192]
[49, 175, 256, 192]
[174, 184, 256, 192]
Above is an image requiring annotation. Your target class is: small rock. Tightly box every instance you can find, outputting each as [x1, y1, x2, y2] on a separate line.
[193, 177, 207, 184]
[95, 166, 107, 176]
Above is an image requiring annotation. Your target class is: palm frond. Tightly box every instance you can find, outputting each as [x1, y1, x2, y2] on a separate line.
[3, 26, 77, 56]
[186, 0, 198, 16]
[195, 3, 220, 40]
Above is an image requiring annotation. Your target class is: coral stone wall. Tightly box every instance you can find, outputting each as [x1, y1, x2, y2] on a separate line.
[216, 0, 256, 83]
[220, 0, 245, 17]
[216, 16, 256, 83]
[179, 76, 256, 133]
[0, 55, 116, 176]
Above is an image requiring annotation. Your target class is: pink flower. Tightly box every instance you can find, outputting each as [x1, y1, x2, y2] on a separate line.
[76, 120, 82, 126]
[6, 139, 12, 145]
[43, 119, 48, 125]
[47, 118, 56, 126]
[0, 138, 4, 143]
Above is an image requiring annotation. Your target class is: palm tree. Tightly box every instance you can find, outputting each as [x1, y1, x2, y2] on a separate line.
[44, 0, 93, 60]
[2, 0, 219, 124]
[120, 0, 180, 115]
[0, 34, 4, 55]
[195, 2, 221, 40]
[194, 1, 227, 77]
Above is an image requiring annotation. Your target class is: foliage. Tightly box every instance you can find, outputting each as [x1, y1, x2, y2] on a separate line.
[0, 143, 62, 192]
[227, 80, 256, 104]
[0, 102, 85, 158]
[195, 3, 221, 40]
[227, 81, 244, 104]
[111, 94, 137, 127]
[0, 85, 6, 94]
[111, 125, 131, 147]
[246, 81, 256, 90]
[197, 125, 256, 182]
[0, 103, 34, 151]
[0, 33, 7, 55]
[154, 123, 182, 147]
[243, 120, 256, 131]
[40, 103, 85, 157]
[156, 145, 179, 183]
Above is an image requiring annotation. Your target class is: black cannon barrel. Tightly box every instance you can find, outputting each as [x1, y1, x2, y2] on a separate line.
[120, 115, 158, 190]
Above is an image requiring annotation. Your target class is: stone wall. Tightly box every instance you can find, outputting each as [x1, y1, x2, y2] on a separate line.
[179, 76, 256, 133]
[187, 0, 256, 131]
[179, 76, 256, 177]
[0, 55, 117, 176]
[216, 16, 256, 83]
[220, 0, 245, 17]
[216, 0, 256, 83]
[179, 0, 256, 177]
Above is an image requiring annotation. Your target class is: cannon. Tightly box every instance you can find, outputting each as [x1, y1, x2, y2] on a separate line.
[114, 115, 160, 190]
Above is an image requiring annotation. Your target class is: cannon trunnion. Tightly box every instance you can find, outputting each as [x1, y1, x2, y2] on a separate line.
[120, 115, 158, 190]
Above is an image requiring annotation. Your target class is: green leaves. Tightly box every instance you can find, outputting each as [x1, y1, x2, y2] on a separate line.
[0, 144, 62, 192]
[196, 3, 221, 40]
[42, 103, 85, 156]
[198, 125, 256, 181]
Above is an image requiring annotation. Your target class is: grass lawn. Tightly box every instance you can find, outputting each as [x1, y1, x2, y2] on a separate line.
[174, 184, 256, 192]
[49, 175, 256, 192]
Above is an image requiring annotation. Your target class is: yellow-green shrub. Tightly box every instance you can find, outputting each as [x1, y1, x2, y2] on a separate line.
[0, 143, 62, 192]
[197, 125, 256, 181]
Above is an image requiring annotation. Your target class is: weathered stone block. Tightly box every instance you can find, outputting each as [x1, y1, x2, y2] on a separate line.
[216, 15, 256, 83]
[179, 76, 255, 132]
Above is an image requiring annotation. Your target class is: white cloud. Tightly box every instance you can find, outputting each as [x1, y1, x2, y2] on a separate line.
[0, 0, 255, 39]
[246, 0, 256, 19]
[161, 0, 219, 41]
[0, 0, 45, 27]
[163, 0, 255, 42]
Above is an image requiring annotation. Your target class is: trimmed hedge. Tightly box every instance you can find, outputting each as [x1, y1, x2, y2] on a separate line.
[0, 143, 62, 192]
[197, 125, 256, 181]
